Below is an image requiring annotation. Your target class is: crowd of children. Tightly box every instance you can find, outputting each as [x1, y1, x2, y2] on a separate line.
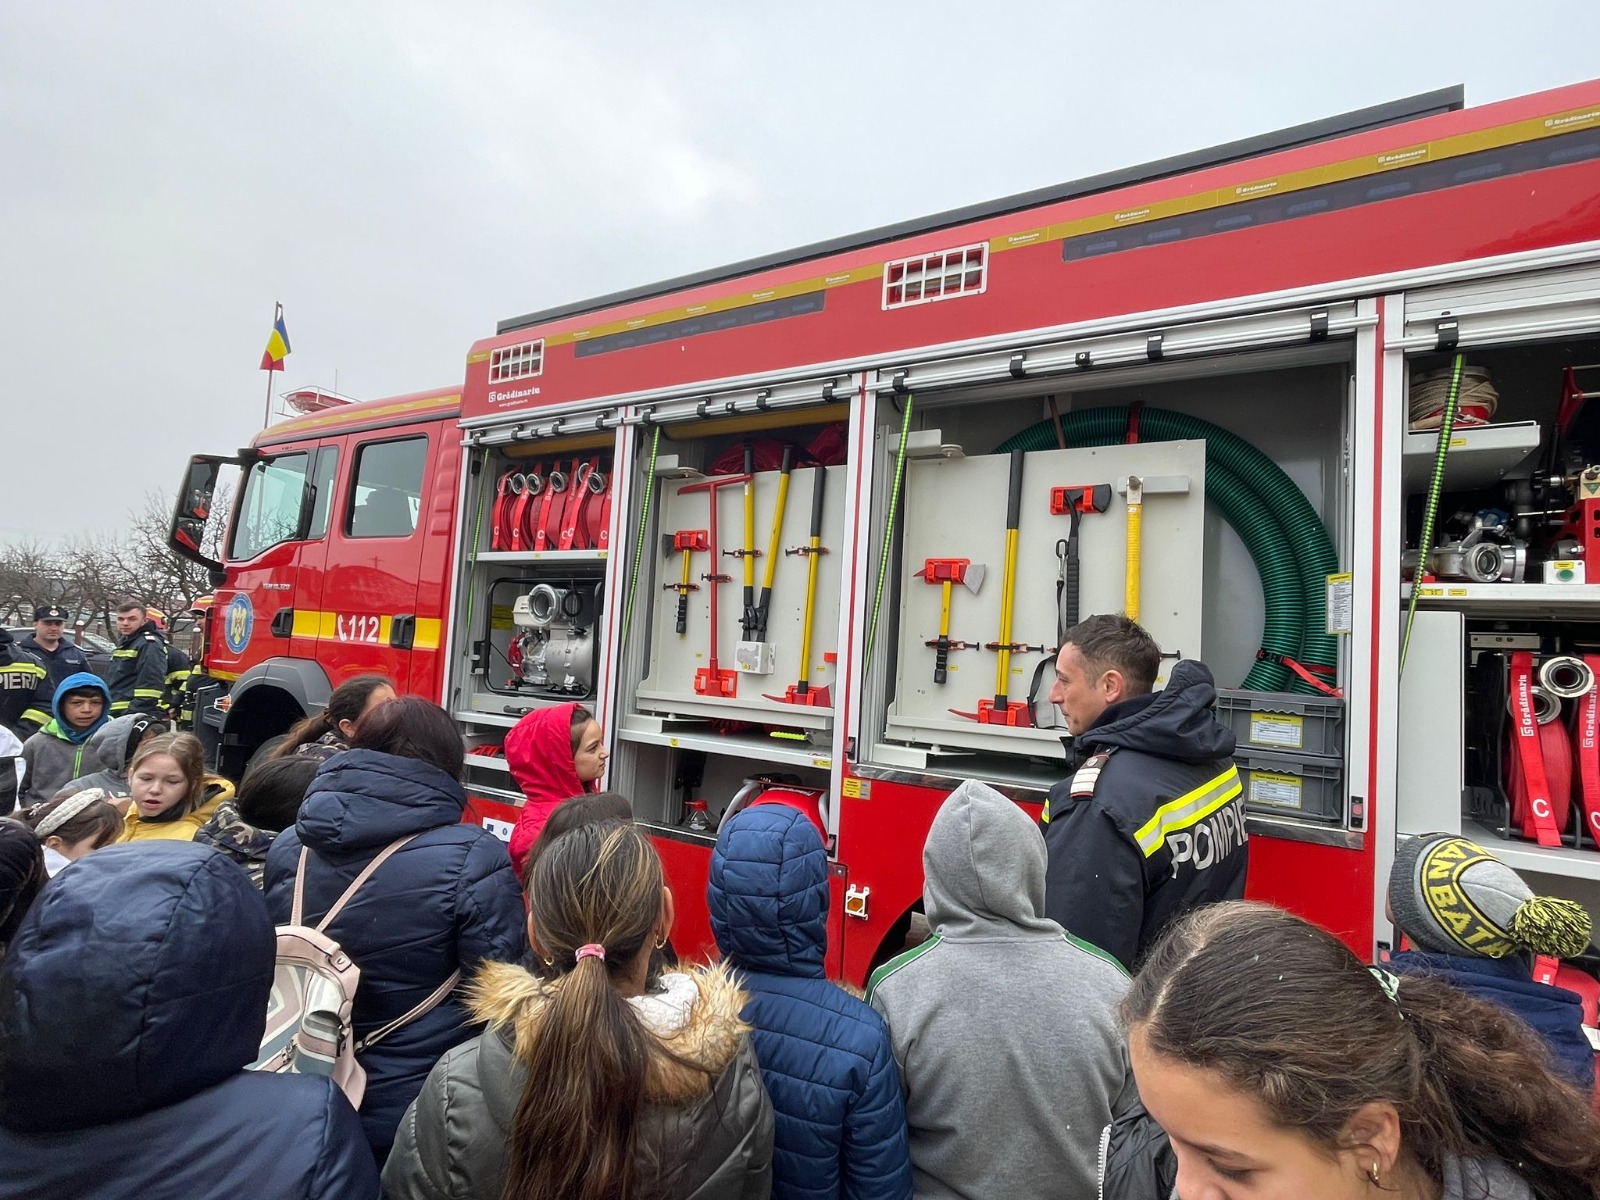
[1, 672, 1599, 1200]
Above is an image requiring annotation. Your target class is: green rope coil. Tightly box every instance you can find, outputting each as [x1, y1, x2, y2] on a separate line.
[998, 407, 1338, 693]
[1400, 353, 1465, 676]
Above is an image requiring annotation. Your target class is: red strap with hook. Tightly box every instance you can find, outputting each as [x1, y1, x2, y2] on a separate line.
[534, 464, 566, 551]
[491, 471, 517, 551]
[1576, 655, 1600, 849]
[1509, 651, 1564, 848]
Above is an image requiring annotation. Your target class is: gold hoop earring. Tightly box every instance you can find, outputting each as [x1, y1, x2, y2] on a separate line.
[1368, 1162, 1381, 1186]
[543, 955, 554, 967]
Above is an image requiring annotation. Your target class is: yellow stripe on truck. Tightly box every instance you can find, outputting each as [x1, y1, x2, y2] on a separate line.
[282, 610, 442, 651]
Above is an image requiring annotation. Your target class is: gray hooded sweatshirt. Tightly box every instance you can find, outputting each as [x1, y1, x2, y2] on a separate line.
[59, 713, 162, 799]
[867, 780, 1136, 1200]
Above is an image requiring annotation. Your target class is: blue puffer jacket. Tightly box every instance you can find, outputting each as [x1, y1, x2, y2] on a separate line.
[264, 750, 527, 1162]
[708, 804, 913, 1200]
[1390, 950, 1596, 1091]
[0, 842, 380, 1199]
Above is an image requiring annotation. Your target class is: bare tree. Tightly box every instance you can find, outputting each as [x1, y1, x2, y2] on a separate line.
[0, 486, 236, 634]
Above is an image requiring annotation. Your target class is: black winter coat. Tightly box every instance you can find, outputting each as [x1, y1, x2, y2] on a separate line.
[1042, 660, 1247, 971]
[0, 842, 380, 1200]
[108, 619, 169, 717]
[264, 749, 528, 1162]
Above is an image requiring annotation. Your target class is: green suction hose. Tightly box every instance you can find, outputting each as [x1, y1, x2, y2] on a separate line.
[998, 406, 1338, 693]
[1400, 353, 1465, 676]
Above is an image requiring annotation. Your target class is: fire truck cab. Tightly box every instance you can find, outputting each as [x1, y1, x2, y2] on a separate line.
[171, 387, 462, 776]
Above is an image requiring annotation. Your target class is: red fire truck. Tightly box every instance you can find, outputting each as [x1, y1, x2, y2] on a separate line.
[171, 77, 1600, 982]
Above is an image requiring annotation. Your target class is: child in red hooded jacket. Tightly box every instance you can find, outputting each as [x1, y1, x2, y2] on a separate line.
[505, 703, 607, 874]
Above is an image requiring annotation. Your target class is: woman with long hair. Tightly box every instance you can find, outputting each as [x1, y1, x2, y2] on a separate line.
[1123, 900, 1600, 1200]
[504, 702, 607, 874]
[272, 674, 396, 762]
[383, 820, 773, 1200]
[120, 733, 235, 843]
[263, 696, 525, 1165]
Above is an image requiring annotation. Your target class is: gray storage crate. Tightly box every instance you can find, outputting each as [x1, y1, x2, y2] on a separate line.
[1215, 689, 1345, 759]
[1235, 749, 1344, 824]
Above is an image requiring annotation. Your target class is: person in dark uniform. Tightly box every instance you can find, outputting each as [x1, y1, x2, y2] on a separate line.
[0, 630, 48, 815]
[1041, 614, 1247, 972]
[108, 599, 169, 719]
[0, 628, 48, 743]
[19, 605, 90, 727]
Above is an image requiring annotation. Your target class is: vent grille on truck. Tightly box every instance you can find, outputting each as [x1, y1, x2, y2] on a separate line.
[490, 340, 544, 381]
[883, 243, 988, 310]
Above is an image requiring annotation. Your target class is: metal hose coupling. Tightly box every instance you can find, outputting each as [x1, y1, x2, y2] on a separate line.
[1539, 655, 1594, 700]
[1509, 685, 1563, 725]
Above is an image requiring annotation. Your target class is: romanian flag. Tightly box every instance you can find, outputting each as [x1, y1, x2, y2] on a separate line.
[260, 304, 291, 372]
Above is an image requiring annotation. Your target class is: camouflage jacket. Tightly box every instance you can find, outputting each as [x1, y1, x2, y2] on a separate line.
[193, 800, 274, 889]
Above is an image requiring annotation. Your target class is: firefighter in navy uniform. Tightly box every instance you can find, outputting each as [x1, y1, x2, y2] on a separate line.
[107, 599, 170, 719]
[0, 627, 49, 742]
[1041, 614, 1247, 972]
[145, 609, 192, 724]
[0, 628, 47, 815]
[18, 604, 91, 724]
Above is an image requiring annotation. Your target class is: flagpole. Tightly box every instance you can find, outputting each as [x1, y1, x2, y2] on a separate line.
[262, 301, 281, 429]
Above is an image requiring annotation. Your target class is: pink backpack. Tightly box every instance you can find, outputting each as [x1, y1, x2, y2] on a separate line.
[250, 834, 460, 1106]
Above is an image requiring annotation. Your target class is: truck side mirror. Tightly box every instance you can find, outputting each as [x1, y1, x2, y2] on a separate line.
[169, 455, 233, 573]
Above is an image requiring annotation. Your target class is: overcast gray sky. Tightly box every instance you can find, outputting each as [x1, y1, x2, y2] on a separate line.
[3, 1, 1597, 542]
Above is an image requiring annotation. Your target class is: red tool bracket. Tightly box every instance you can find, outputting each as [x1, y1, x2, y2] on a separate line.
[1049, 484, 1113, 515]
[695, 666, 740, 697]
[765, 682, 832, 707]
[950, 699, 1034, 726]
[917, 557, 971, 582]
[673, 530, 710, 552]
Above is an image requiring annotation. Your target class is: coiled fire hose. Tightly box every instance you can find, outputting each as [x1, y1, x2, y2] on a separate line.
[1000, 407, 1337, 693]
[1400, 353, 1466, 676]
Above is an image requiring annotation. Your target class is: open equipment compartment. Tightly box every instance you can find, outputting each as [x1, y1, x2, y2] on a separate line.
[1396, 263, 1600, 911]
[857, 339, 1354, 827]
[446, 429, 621, 809]
[607, 404, 848, 839]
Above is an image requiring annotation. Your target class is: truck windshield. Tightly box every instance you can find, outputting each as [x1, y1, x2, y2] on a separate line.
[230, 452, 310, 560]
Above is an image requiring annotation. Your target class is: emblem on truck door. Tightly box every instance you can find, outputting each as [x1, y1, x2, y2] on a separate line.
[223, 594, 254, 655]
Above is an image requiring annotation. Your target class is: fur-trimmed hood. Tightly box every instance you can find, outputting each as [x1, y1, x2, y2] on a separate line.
[468, 959, 751, 1106]
[382, 959, 775, 1199]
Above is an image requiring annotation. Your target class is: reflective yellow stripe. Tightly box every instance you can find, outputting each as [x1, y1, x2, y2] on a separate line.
[165, 670, 191, 685]
[7, 663, 45, 678]
[20, 707, 49, 725]
[133, 688, 165, 699]
[1133, 767, 1243, 858]
[111, 701, 131, 713]
[285, 610, 442, 651]
[112, 649, 138, 659]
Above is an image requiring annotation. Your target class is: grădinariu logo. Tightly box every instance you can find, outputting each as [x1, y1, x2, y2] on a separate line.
[488, 386, 542, 406]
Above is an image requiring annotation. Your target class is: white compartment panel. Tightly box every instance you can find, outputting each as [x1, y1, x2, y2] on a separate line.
[885, 440, 1206, 755]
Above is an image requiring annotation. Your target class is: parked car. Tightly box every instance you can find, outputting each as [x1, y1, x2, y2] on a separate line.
[5, 627, 115, 681]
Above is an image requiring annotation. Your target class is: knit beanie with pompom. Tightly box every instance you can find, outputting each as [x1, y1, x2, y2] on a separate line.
[1389, 833, 1592, 960]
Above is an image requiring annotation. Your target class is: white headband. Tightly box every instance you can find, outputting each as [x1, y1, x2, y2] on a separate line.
[35, 789, 111, 838]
